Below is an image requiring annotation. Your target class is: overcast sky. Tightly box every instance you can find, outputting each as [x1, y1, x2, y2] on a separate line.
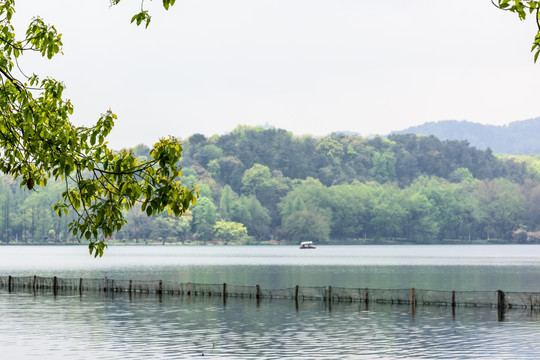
[14, 1, 540, 149]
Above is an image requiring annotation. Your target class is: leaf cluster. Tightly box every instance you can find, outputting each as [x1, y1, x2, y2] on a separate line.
[0, 0, 197, 257]
[494, 0, 540, 61]
[123, 0, 176, 28]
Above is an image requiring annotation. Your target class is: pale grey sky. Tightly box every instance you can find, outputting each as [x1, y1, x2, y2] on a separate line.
[15, 1, 540, 149]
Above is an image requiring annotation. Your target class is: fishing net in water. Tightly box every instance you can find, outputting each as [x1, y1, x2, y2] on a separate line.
[505, 292, 540, 308]
[2, 275, 540, 310]
[226, 284, 257, 298]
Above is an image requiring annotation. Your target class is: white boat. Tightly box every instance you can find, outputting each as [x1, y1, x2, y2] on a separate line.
[299, 241, 316, 249]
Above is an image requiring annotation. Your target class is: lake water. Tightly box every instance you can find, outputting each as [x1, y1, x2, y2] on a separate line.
[1, 244, 540, 359]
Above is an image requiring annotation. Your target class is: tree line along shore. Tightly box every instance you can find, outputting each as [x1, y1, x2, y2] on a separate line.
[1, 126, 539, 245]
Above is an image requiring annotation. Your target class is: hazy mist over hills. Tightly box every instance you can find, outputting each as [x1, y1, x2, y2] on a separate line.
[392, 117, 540, 155]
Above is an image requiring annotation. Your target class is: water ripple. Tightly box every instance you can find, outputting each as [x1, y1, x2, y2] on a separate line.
[2, 292, 540, 359]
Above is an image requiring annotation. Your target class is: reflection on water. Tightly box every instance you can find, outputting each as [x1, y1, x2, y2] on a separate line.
[1, 291, 540, 359]
[1, 245, 540, 291]
[2, 245, 540, 359]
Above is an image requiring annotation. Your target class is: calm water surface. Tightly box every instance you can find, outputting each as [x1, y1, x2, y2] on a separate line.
[1, 244, 539, 291]
[1, 244, 540, 359]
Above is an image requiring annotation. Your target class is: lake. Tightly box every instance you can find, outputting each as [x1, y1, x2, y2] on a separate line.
[1, 244, 540, 359]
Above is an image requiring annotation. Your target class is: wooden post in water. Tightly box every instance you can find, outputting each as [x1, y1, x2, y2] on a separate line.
[103, 276, 108, 293]
[256, 284, 261, 299]
[128, 280, 132, 293]
[53, 276, 58, 296]
[364, 288, 369, 304]
[223, 283, 227, 306]
[158, 280, 163, 303]
[497, 290, 507, 321]
[364, 288, 369, 310]
[328, 286, 332, 312]
[33, 275, 37, 294]
[79, 278, 83, 296]
[452, 290, 456, 318]
[295, 285, 299, 301]
[411, 287, 416, 318]
[256, 284, 262, 307]
[187, 282, 191, 296]
[8, 275, 12, 293]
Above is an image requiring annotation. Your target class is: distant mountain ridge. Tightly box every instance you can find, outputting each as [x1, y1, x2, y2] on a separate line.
[392, 117, 540, 155]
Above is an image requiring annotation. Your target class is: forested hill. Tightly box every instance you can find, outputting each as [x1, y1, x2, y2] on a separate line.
[177, 127, 526, 189]
[392, 117, 540, 155]
[2, 126, 539, 246]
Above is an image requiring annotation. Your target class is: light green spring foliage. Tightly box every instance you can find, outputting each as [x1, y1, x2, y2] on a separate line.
[494, 0, 540, 62]
[213, 220, 248, 245]
[0, 0, 197, 256]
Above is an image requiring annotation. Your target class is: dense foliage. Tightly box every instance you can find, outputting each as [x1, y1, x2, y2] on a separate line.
[3, 126, 539, 245]
[0, 0, 538, 247]
[0, 0, 196, 256]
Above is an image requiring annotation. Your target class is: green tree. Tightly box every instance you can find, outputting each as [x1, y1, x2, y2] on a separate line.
[282, 207, 331, 243]
[219, 185, 235, 221]
[197, 144, 223, 167]
[369, 184, 407, 241]
[217, 156, 244, 192]
[123, 204, 155, 243]
[402, 191, 439, 242]
[175, 212, 193, 244]
[240, 164, 289, 226]
[474, 178, 526, 240]
[327, 184, 368, 240]
[213, 220, 248, 245]
[191, 197, 218, 242]
[241, 164, 273, 196]
[279, 178, 332, 243]
[0, 0, 197, 256]
[370, 152, 396, 183]
[231, 195, 271, 243]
